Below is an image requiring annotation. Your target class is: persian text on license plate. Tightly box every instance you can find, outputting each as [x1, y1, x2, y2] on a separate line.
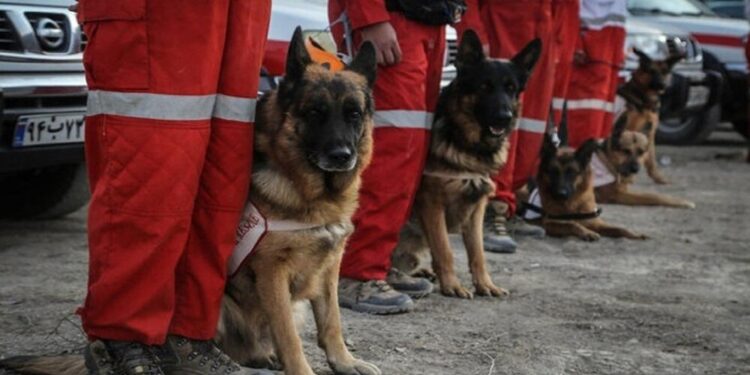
[13, 113, 85, 148]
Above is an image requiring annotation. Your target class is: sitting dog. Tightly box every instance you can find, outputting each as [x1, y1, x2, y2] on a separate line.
[390, 30, 542, 299]
[594, 114, 696, 209]
[529, 133, 647, 241]
[615, 49, 683, 185]
[0, 28, 380, 375]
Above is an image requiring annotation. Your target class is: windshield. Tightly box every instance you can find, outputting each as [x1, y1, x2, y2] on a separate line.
[627, 0, 716, 16]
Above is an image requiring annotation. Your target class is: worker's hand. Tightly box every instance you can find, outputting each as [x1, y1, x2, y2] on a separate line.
[359, 22, 402, 66]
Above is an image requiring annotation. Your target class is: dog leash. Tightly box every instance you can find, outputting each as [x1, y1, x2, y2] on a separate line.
[422, 169, 489, 181]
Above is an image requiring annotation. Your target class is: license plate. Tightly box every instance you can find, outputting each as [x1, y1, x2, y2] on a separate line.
[686, 86, 710, 108]
[13, 113, 86, 148]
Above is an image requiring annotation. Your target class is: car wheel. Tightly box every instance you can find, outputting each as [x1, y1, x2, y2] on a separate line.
[731, 120, 749, 139]
[0, 163, 89, 219]
[656, 104, 720, 145]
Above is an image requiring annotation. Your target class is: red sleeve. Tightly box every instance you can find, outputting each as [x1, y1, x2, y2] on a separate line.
[454, 0, 489, 47]
[344, 0, 391, 30]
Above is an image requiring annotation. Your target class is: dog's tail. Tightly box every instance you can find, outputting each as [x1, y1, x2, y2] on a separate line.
[0, 354, 86, 375]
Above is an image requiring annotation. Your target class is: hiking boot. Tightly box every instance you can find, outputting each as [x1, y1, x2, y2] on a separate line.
[506, 216, 546, 238]
[159, 336, 270, 375]
[84, 340, 164, 375]
[483, 200, 518, 254]
[338, 278, 414, 315]
[386, 268, 433, 299]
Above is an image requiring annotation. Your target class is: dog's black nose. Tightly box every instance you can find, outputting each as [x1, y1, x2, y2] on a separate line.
[497, 109, 514, 121]
[326, 146, 353, 164]
[629, 162, 640, 174]
[553, 187, 571, 200]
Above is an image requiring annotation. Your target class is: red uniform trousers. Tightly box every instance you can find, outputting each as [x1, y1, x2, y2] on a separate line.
[78, 0, 270, 344]
[458, 0, 556, 215]
[565, 26, 626, 148]
[330, 1, 445, 281]
[551, 0, 581, 128]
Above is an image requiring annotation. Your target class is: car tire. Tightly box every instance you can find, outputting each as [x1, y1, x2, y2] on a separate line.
[0, 163, 90, 219]
[656, 104, 720, 145]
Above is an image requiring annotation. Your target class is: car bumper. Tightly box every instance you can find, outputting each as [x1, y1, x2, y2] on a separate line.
[0, 73, 87, 173]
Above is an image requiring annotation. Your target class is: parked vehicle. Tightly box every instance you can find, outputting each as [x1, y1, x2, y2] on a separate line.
[628, 0, 750, 139]
[700, 0, 746, 19]
[0, 0, 88, 219]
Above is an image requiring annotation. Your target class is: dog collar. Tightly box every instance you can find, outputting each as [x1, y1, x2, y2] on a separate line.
[228, 201, 326, 276]
[524, 202, 602, 221]
[422, 169, 489, 180]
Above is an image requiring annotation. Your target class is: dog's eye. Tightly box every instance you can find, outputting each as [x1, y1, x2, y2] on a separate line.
[346, 110, 362, 122]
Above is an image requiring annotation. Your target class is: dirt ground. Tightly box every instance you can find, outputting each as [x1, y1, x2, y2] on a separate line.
[1, 130, 749, 375]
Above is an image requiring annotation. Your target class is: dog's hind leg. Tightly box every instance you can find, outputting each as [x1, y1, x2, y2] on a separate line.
[611, 189, 695, 209]
[311, 256, 381, 375]
[391, 221, 433, 278]
[462, 200, 507, 297]
[543, 220, 601, 241]
[417, 202, 473, 299]
[584, 219, 647, 240]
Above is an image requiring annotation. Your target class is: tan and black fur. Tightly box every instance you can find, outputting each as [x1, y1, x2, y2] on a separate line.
[391, 30, 542, 299]
[1, 28, 380, 375]
[595, 115, 695, 209]
[534, 134, 646, 241]
[617, 49, 684, 185]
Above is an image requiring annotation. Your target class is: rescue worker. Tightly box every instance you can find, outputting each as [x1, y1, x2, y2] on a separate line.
[565, 0, 628, 147]
[551, 0, 582, 131]
[456, 0, 556, 254]
[75, 0, 271, 373]
[329, 0, 461, 314]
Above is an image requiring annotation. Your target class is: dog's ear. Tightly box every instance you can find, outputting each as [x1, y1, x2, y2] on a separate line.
[285, 26, 312, 84]
[456, 29, 485, 72]
[634, 48, 652, 68]
[610, 113, 628, 149]
[347, 41, 377, 87]
[575, 139, 599, 168]
[540, 131, 558, 165]
[511, 38, 542, 89]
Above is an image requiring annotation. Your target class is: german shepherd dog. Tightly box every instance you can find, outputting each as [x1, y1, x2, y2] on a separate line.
[390, 30, 541, 299]
[534, 134, 647, 241]
[0, 28, 380, 375]
[617, 49, 683, 185]
[595, 115, 696, 209]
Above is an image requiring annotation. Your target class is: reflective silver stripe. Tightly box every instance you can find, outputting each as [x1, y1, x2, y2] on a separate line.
[213, 94, 257, 123]
[552, 98, 566, 110]
[580, 14, 626, 29]
[87, 90, 216, 121]
[566, 99, 615, 113]
[373, 110, 434, 129]
[517, 118, 546, 134]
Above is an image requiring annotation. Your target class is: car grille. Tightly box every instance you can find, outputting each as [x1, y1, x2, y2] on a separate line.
[0, 11, 22, 52]
[446, 38, 458, 66]
[26, 12, 70, 53]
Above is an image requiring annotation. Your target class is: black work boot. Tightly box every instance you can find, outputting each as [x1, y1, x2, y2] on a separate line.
[84, 340, 164, 375]
[159, 335, 274, 375]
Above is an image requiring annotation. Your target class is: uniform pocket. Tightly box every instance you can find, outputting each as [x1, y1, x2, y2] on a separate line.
[80, 0, 149, 90]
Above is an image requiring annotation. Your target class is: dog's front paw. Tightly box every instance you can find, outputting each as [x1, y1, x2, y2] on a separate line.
[330, 358, 382, 375]
[680, 201, 696, 209]
[579, 231, 601, 242]
[474, 280, 509, 298]
[440, 280, 474, 299]
[652, 175, 670, 185]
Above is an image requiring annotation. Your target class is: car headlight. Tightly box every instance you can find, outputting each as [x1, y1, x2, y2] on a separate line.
[625, 34, 671, 64]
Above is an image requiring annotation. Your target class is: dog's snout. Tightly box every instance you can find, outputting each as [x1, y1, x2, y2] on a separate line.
[497, 109, 513, 122]
[326, 146, 353, 163]
[628, 162, 640, 174]
[553, 187, 572, 200]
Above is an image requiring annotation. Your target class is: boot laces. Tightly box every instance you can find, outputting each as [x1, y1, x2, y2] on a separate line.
[177, 337, 241, 374]
[106, 342, 162, 375]
[484, 205, 509, 236]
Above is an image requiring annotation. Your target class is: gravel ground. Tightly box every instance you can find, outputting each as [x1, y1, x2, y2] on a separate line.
[1, 131, 749, 375]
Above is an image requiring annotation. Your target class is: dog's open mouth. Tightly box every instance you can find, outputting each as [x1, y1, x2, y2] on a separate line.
[488, 124, 507, 137]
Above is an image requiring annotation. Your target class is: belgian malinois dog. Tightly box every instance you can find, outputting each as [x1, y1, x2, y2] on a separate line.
[390, 30, 542, 299]
[595, 114, 695, 209]
[617, 49, 684, 185]
[1, 28, 380, 375]
[532, 133, 647, 241]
